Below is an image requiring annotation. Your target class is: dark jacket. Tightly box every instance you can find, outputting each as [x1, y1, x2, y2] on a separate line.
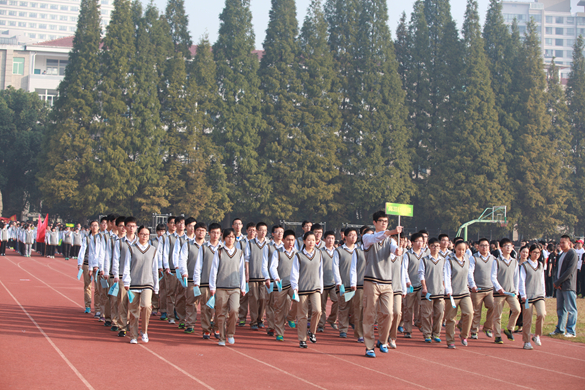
[555, 249, 578, 291]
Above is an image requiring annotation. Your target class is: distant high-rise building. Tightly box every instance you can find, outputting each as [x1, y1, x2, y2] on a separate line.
[0, 0, 114, 43]
[502, 0, 585, 77]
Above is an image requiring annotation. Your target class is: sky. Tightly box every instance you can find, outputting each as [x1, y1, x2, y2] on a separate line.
[147, 0, 492, 49]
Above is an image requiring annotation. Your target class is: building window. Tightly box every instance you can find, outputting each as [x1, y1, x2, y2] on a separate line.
[544, 49, 553, 58]
[9, 0, 17, 5]
[60, 5, 67, 11]
[555, 50, 563, 58]
[69, 26, 75, 31]
[101, 0, 108, 4]
[48, 35, 56, 39]
[0, 0, 7, 4]
[49, 4, 57, 9]
[545, 38, 552, 45]
[20, 1, 28, 5]
[19, 12, 26, 17]
[519, 26, 526, 35]
[70, 6, 78, 11]
[69, 16, 76, 21]
[38, 34, 45, 39]
[567, 17, 575, 24]
[545, 16, 553, 23]
[556, 28, 563, 35]
[8, 21, 16, 26]
[0, 20, 5, 25]
[567, 28, 575, 35]
[567, 39, 575, 47]
[18, 21, 26, 27]
[39, 3, 47, 8]
[50, 14, 57, 19]
[40, 13, 46, 18]
[9, 11, 17, 16]
[0, 10, 5, 15]
[30, 2, 37, 7]
[28, 33, 35, 38]
[13, 57, 25, 75]
[59, 15, 67, 21]
[555, 38, 563, 46]
[29, 22, 36, 28]
[567, 50, 573, 58]
[59, 25, 66, 31]
[578, 17, 585, 25]
[101, 9, 109, 15]
[46, 59, 68, 75]
[579, 28, 585, 35]
[39, 23, 46, 29]
[556, 17, 563, 24]
[49, 24, 56, 30]
[29, 12, 36, 17]
[530, 14, 542, 23]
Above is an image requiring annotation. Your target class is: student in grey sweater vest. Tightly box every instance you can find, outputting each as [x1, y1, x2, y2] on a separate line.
[469, 238, 496, 339]
[318, 231, 339, 332]
[24, 225, 35, 257]
[388, 238, 408, 349]
[245, 222, 270, 330]
[520, 244, 546, 350]
[291, 231, 324, 348]
[265, 225, 284, 337]
[419, 238, 446, 343]
[444, 241, 475, 349]
[403, 233, 426, 338]
[122, 226, 159, 344]
[350, 227, 371, 343]
[270, 230, 298, 341]
[209, 228, 246, 346]
[333, 228, 358, 338]
[238, 222, 257, 326]
[195, 223, 222, 339]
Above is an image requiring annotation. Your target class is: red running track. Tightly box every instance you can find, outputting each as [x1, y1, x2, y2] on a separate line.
[0, 250, 583, 390]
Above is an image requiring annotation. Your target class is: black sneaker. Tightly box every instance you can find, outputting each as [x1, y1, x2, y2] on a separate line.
[495, 336, 504, 344]
[267, 329, 274, 337]
[104, 321, 112, 327]
[470, 333, 478, 340]
[111, 326, 119, 332]
[503, 329, 515, 341]
[309, 332, 317, 343]
[404, 332, 411, 338]
[118, 330, 126, 337]
[184, 327, 194, 334]
[178, 323, 185, 329]
[299, 341, 308, 348]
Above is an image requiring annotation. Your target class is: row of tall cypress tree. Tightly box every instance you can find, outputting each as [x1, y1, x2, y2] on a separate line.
[39, 0, 585, 238]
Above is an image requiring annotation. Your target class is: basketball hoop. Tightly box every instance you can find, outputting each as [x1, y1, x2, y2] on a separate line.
[499, 222, 508, 228]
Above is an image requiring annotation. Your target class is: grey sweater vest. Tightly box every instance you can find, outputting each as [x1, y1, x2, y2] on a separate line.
[390, 255, 404, 294]
[25, 231, 35, 245]
[472, 253, 494, 291]
[321, 248, 336, 289]
[1, 229, 8, 241]
[129, 244, 157, 290]
[449, 255, 470, 299]
[62, 232, 73, 245]
[422, 255, 445, 299]
[167, 235, 178, 270]
[276, 249, 295, 288]
[297, 250, 322, 295]
[118, 240, 130, 277]
[248, 240, 268, 282]
[186, 241, 201, 282]
[522, 262, 545, 302]
[355, 248, 366, 288]
[493, 256, 518, 297]
[363, 240, 393, 285]
[107, 237, 118, 276]
[267, 243, 280, 282]
[73, 232, 82, 246]
[199, 245, 217, 287]
[336, 247, 354, 289]
[82, 236, 90, 265]
[216, 248, 243, 289]
[406, 250, 424, 289]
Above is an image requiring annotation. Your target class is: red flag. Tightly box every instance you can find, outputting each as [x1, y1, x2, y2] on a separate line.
[0, 215, 16, 222]
[9, 215, 16, 222]
[36, 214, 49, 243]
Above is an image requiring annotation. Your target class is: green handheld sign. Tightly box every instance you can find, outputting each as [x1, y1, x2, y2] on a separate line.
[385, 203, 413, 217]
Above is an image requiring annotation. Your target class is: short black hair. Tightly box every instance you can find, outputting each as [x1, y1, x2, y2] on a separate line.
[428, 237, 439, 246]
[246, 222, 256, 230]
[418, 229, 429, 236]
[115, 216, 126, 226]
[100, 216, 108, 223]
[438, 233, 449, 241]
[208, 223, 222, 232]
[185, 217, 197, 226]
[345, 227, 358, 236]
[301, 220, 312, 228]
[125, 216, 137, 225]
[312, 223, 323, 232]
[137, 225, 150, 235]
[283, 230, 296, 239]
[303, 231, 316, 241]
[175, 216, 185, 224]
[372, 210, 388, 222]
[478, 237, 489, 245]
[410, 232, 424, 242]
[561, 234, 572, 241]
[360, 225, 370, 235]
[107, 214, 117, 222]
[232, 218, 242, 225]
[167, 216, 176, 224]
[195, 222, 207, 231]
[454, 240, 466, 248]
[324, 230, 336, 239]
[499, 238, 512, 247]
[272, 225, 284, 233]
[222, 228, 235, 240]
[256, 222, 267, 230]
[156, 223, 166, 232]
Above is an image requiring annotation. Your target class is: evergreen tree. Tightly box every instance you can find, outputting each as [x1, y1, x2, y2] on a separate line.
[213, 0, 270, 218]
[394, 12, 409, 87]
[143, 3, 173, 105]
[425, 0, 510, 231]
[37, 0, 102, 220]
[567, 36, 585, 233]
[512, 21, 572, 237]
[165, 0, 192, 58]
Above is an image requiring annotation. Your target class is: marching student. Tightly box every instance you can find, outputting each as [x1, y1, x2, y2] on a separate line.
[444, 241, 475, 349]
[318, 231, 339, 332]
[265, 225, 284, 337]
[209, 228, 246, 346]
[232, 218, 246, 247]
[24, 224, 35, 257]
[61, 226, 73, 260]
[333, 228, 358, 338]
[270, 229, 298, 341]
[359, 211, 402, 358]
[388, 238, 408, 349]
[159, 216, 176, 321]
[351, 227, 372, 343]
[291, 231, 323, 348]
[312, 224, 325, 250]
[238, 222, 256, 326]
[122, 226, 159, 344]
[0, 222, 8, 256]
[438, 234, 451, 259]
[179, 220, 206, 334]
[519, 244, 546, 350]
[402, 233, 425, 338]
[112, 217, 137, 336]
[295, 220, 312, 251]
[77, 220, 103, 315]
[194, 223, 222, 339]
[97, 216, 116, 325]
[419, 237, 446, 344]
[72, 227, 82, 259]
[469, 238, 496, 339]
[104, 216, 125, 332]
[245, 222, 269, 330]
[491, 238, 521, 344]
[162, 216, 182, 325]
[151, 223, 166, 316]
[171, 216, 189, 329]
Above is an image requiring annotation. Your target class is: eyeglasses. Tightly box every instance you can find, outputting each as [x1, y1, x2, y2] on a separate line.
[138, 233, 149, 237]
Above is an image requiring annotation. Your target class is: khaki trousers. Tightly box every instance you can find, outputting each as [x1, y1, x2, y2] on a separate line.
[200, 286, 215, 334]
[363, 281, 393, 349]
[420, 298, 445, 339]
[117, 282, 129, 330]
[266, 288, 275, 330]
[522, 300, 546, 343]
[319, 287, 339, 328]
[337, 289, 351, 334]
[403, 289, 421, 333]
[248, 281, 267, 326]
[273, 287, 296, 337]
[109, 277, 119, 327]
[185, 282, 200, 328]
[152, 292, 159, 312]
[445, 296, 473, 344]
[94, 275, 103, 314]
[100, 277, 111, 321]
[165, 272, 178, 319]
[215, 289, 240, 342]
[158, 271, 167, 313]
[352, 288, 364, 338]
[297, 292, 321, 341]
[494, 295, 521, 338]
[82, 264, 92, 308]
[238, 292, 249, 322]
[471, 290, 495, 334]
[389, 292, 403, 340]
[128, 289, 152, 340]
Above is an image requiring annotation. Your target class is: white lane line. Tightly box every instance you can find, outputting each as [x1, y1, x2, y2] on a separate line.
[533, 349, 585, 362]
[227, 347, 329, 389]
[0, 278, 95, 390]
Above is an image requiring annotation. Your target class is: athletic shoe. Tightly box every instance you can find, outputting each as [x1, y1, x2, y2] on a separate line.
[99, 316, 105, 322]
[238, 320, 246, 327]
[142, 334, 149, 343]
[185, 327, 194, 334]
[287, 321, 296, 329]
[365, 349, 376, 358]
[94, 312, 101, 319]
[111, 326, 119, 332]
[532, 335, 541, 346]
[404, 332, 411, 338]
[376, 340, 388, 353]
[470, 333, 478, 340]
[484, 330, 493, 338]
[203, 332, 211, 340]
[299, 341, 308, 348]
[160, 313, 167, 321]
[448, 344, 456, 349]
[218, 341, 226, 346]
[549, 330, 562, 336]
[398, 326, 404, 333]
[340, 332, 347, 338]
[250, 325, 258, 330]
[130, 339, 138, 344]
[389, 340, 397, 349]
[564, 333, 576, 338]
[228, 337, 235, 345]
[258, 323, 265, 329]
[523, 342, 533, 350]
[329, 322, 338, 330]
[514, 327, 522, 333]
[118, 330, 126, 337]
[178, 323, 185, 329]
[168, 319, 176, 325]
[276, 335, 284, 341]
[104, 321, 111, 327]
[461, 338, 468, 347]
[433, 337, 441, 343]
[307, 322, 311, 328]
[503, 329, 514, 341]
[357, 337, 364, 343]
[317, 327, 324, 333]
[267, 329, 274, 337]
[214, 331, 220, 339]
[84, 307, 91, 314]
[309, 332, 317, 343]
[495, 337, 504, 344]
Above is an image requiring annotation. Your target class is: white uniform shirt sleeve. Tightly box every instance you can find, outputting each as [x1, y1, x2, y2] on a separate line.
[418, 258, 426, 282]
[103, 240, 111, 276]
[172, 239, 182, 270]
[156, 238, 163, 269]
[153, 250, 159, 294]
[491, 260, 503, 292]
[122, 245, 132, 287]
[162, 236, 169, 269]
[240, 251, 246, 291]
[178, 242, 188, 276]
[402, 253, 411, 285]
[467, 257, 476, 289]
[444, 259, 452, 295]
[401, 257, 408, 293]
[514, 262, 520, 293]
[261, 245, 270, 280]
[332, 250, 341, 285]
[270, 250, 280, 281]
[319, 253, 324, 294]
[350, 251, 357, 287]
[362, 231, 387, 250]
[78, 238, 87, 266]
[290, 255, 300, 291]
[194, 246, 203, 285]
[519, 265, 527, 299]
[208, 249, 220, 291]
[244, 241, 251, 263]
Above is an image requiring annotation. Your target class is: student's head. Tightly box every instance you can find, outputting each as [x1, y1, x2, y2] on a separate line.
[303, 231, 316, 251]
[311, 224, 324, 241]
[410, 233, 424, 251]
[156, 223, 166, 237]
[167, 216, 176, 232]
[137, 226, 150, 245]
[478, 238, 490, 255]
[344, 228, 358, 246]
[89, 220, 99, 234]
[324, 231, 336, 248]
[438, 234, 449, 248]
[529, 244, 542, 262]
[283, 230, 296, 249]
[271, 225, 284, 242]
[454, 240, 467, 258]
[519, 245, 529, 261]
[372, 211, 389, 231]
[428, 238, 440, 254]
[499, 238, 513, 256]
[246, 222, 256, 238]
[125, 217, 137, 237]
[301, 220, 312, 233]
[359, 225, 370, 236]
[223, 228, 236, 247]
[65, 226, 70, 231]
[175, 216, 186, 232]
[490, 239, 499, 250]
[116, 216, 126, 234]
[418, 229, 429, 246]
[208, 223, 222, 243]
[256, 222, 268, 240]
[99, 217, 108, 231]
[232, 218, 243, 234]
[560, 235, 572, 252]
[107, 214, 117, 230]
[185, 217, 197, 235]
[195, 222, 207, 240]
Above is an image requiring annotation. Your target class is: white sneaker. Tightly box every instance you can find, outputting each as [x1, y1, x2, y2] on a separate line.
[564, 333, 576, 338]
[218, 340, 226, 346]
[389, 340, 397, 349]
[168, 319, 176, 325]
[523, 342, 533, 350]
[532, 336, 541, 346]
[228, 337, 235, 345]
[142, 333, 149, 343]
[130, 339, 138, 344]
